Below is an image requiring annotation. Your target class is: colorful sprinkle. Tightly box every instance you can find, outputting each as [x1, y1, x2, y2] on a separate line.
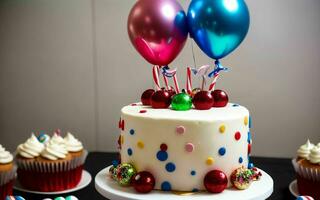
[206, 157, 214, 165]
[185, 143, 194, 152]
[235, 131, 241, 141]
[191, 170, 196, 176]
[161, 181, 172, 191]
[139, 110, 147, 113]
[219, 124, 226, 133]
[165, 162, 176, 172]
[160, 143, 168, 151]
[137, 141, 144, 149]
[239, 157, 243, 164]
[244, 116, 249, 126]
[129, 129, 135, 135]
[157, 151, 168, 161]
[218, 147, 226, 156]
[127, 148, 133, 156]
[176, 126, 185, 135]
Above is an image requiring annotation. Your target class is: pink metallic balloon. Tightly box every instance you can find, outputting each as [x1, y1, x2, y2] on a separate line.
[128, 0, 188, 66]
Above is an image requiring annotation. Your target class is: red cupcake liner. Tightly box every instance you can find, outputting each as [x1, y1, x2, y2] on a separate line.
[297, 174, 320, 199]
[17, 165, 83, 192]
[0, 179, 14, 200]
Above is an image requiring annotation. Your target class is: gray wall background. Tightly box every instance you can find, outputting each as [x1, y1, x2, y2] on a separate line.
[0, 0, 319, 158]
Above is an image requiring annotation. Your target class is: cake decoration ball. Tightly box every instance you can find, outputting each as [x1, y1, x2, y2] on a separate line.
[151, 90, 171, 109]
[5, 196, 25, 200]
[191, 88, 201, 98]
[171, 93, 192, 111]
[37, 133, 50, 144]
[109, 165, 118, 180]
[132, 171, 155, 193]
[203, 170, 228, 193]
[193, 91, 214, 110]
[166, 87, 177, 98]
[116, 163, 137, 186]
[296, 196, 314, 200]
[231, 166, 254, 190]
[141, 89, 155, 105]
[211, 89, 229, 107]
[65, 196, 78, 200]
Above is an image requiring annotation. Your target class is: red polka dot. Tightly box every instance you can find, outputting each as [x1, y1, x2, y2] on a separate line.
[131, 103, 137, 106]
[248, 143, 251, 154]
[139, 110, 147, 113]
[234, 131, 241, 141]
[160, 143, 168, 151]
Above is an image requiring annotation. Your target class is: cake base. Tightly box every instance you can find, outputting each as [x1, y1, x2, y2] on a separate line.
[95, 166, 273, 200]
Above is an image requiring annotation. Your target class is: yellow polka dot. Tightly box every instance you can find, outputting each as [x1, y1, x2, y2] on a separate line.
[120, 135, 124, 145]
[137, 141, 144, 149]
[244, 116, 249, 126]
[206, 157, 214, 165]
[219, 124, 226, 133]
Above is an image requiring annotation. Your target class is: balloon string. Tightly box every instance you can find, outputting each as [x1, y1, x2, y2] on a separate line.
[186, 67, 192, 95]
[152, 65, 161, 91]
[191, 41, 197, 69]
[162, 66, 169, 90]
[208, 60, 228, 91]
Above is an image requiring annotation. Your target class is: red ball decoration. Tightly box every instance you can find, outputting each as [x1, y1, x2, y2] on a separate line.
[151, 90, 171, 109]
[132, 171, 155, 193]
[193, 91, 213, 110]
[211, 89, 229, 107]
[141, 89, 155, 105]
[204, 170, 228, 193]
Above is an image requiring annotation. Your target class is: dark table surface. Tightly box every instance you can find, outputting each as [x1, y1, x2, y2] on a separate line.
[13, 152, 297, 200]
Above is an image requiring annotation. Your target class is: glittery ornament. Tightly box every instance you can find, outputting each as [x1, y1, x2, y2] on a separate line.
[203, 170, 228, 193]
[109, 166, 117, 180]
[132, 171, 155, 193]
[230, 166, 261, 190]
[191, 88, 201, 98]
[171, 93, 192, 111]
[116, 163, 137, 186]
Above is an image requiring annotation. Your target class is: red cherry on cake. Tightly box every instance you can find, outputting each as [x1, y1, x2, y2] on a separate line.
[141, 89, 155, 105]
[151, 90, 171, 109]
[204, 170, 228, 193]
[211, 89, 228, 107]
[193, 91, 213, 110]
[132, 171, 155, 193]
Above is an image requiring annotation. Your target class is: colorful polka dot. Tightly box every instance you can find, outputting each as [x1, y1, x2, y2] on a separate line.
[244, 116, 249, 126]
[157, 151, 168, 161]
[234, 131, 241, 141]
[129, 129, 135, 135]
[248, 143, 251, 154]
[176, 126, 185, 135]
[219, 124, 226, 133]
[206, 157, 214, 165]
[139, 110, 147, 113]
[137, 141, 144, 149]
[127, 148, 133, 156]
[239, 156, 243, 164]
[185, 143, 194, 152]
[161, 181, 171, 191]
[165, 162, 176, 172]
[233, 104, 239, 107]
[218, 147, 226, 156]
[247, 132, 251, 143]
[249, 116, 252, 128]
[190, 170, 196, 176]
[248, 163, 254, 169]
[160, 143, 168, 151]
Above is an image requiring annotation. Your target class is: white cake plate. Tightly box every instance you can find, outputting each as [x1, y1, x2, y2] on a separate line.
[14, 170, 92, 195]
[289, 180, 299, 198]
[95, 166, 273, 200]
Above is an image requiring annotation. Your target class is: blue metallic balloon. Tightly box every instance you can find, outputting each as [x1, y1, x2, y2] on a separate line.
[187, 0, 250, 60]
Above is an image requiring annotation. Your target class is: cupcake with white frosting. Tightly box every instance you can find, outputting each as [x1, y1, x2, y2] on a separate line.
[0, 144, 16, 199]
[292, 140, 320, 198]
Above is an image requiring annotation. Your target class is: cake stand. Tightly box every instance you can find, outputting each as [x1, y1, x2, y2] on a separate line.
[95, 166, 273, 200]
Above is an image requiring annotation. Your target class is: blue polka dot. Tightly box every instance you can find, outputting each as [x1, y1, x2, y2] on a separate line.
[127, 148, 133, 156]
[165, 162, 176, 172]
[239, 157, 243, 164]
[218, 147, 226, 156]
[248, 162, 254, 169]
[156, 151, 168, 161]
[129, 129, 135, 135]
[192, 188, 199, 192]
[190, 170, 196, 176]
[232, 104, 239, 107]
[161, 181, 171, 191]
[249, 116, 252, 128]
[247, 132, 251, 143]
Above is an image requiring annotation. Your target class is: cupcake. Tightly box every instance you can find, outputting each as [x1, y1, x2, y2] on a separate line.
[292, 140, 320, 199]
[0, 144, 16, 200]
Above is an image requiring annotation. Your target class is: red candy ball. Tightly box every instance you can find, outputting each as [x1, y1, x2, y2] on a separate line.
[165, 87, 176, 98]
[132, 171, 155, 193]
[151, 90, 171, 109]
[193, 91, 213, 110]
[204, 170, 228, 193]
[141, 89, 155, 105]
[211, 89, 229, 107]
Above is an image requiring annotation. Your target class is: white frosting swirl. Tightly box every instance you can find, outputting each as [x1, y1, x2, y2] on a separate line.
[17, 134, 45, 158]
[41, 140, 68, 160]
[64, 132, 83, 152]
[50, 133, 66, 147]
[309, 146, 320, 164]
[297, 140, 314, 159]
[0, 144, 13, 164]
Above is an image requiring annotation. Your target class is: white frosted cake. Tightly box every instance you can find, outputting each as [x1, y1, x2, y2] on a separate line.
[118, 102, 252, 191]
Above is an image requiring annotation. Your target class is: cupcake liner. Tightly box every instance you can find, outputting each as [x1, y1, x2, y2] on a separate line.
[0, 165, 17, 186]
[70, 150, 88, 169]
[292, 159, 320, 182]
[0, 179, 14, 200]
